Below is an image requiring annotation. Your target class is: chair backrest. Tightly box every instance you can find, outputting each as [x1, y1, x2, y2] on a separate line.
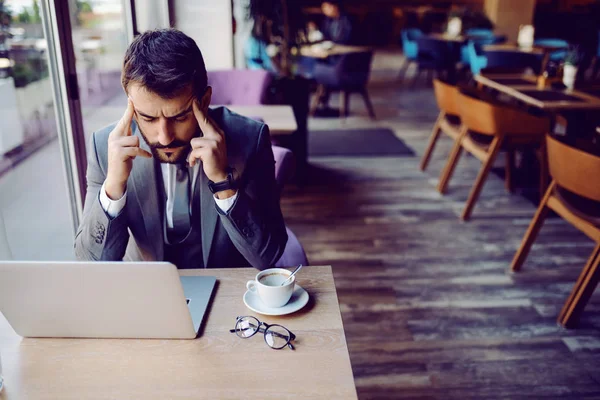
[401, 29, 422, 59]
[336, 51, 374, 87]
[467, 41, 487, 75]
[534, 38, 569, 48]
[466, 28, 494, 38]
[547, 135, 600, 201]
[207, 69, 272, 105]
[484, 50, 543, 75]
[271, 145, 296, 191]
[416, 36, 461, 68]
[457, 88, 549, 136]
[433, 79, 460, 116]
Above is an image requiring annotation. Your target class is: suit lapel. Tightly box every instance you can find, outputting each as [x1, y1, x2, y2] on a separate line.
[129, 121, 163, 260]
[199, 168, 218, 268]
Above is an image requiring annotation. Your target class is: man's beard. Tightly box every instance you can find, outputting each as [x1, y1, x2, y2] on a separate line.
[138, 128, 191, 164]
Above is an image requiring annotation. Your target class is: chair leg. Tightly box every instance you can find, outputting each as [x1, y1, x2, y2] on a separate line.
[437, 126, 467, 194]
[510, 180, 556, 272]
[340, 91, 349, 119]
[420, 111, 444, 171]
[398, 58, 409, 80]
[426, 69, 434, 85]
[558, 244, 600, 328]
[537, 140, 549, 200]
[505, 149, 515, 193]
[411, 68, 422, 88]
[461, 135, 504, 221]
[310, 84, 324, 116]
[360, 88, 376, 120]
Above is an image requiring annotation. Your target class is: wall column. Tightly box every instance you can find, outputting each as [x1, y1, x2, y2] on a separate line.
[484, 0, 537, 43]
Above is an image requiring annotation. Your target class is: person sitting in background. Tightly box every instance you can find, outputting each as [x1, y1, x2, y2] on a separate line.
[244, 16, 280, 73]
[75, 29, 287, 270]
[320, 0, 354, 45]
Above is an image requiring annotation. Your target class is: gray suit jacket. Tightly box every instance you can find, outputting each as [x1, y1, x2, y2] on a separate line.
[74, 107, 288, 269]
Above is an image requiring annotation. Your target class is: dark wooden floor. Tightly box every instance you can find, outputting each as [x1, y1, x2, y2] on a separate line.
[281, 51, 600, 399]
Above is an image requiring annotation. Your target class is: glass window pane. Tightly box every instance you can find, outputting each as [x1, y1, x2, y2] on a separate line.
[0, 0, 74, 260]
[69, 0, 129, 143]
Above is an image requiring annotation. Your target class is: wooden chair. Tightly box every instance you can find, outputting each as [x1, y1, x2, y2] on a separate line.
[420, 79, 462, 171]
[510, 135, 600, 328]
[437, 88, 550, 220]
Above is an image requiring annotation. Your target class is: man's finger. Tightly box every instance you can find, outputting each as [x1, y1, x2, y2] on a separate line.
[187, 147, 207, 167]
[121, 147, 152, 160]
[189, 136, 220, 149]
[113, 99, 135, 137]
[193, 100, 222, 139]
[114, 135, 139, 147]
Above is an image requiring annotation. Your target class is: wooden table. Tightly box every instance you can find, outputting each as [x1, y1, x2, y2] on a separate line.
[475, 74, 600, 111]
[0, 266, 357, 399]
[300, 43, 371, 59]
[483, 43, 563, 72]
[483, 43, 544, 55]
[428, 33, 466, 43]
[221, 105, 297, 136]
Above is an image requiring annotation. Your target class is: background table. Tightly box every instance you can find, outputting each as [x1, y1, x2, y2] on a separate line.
[300, 44, 372, 59]
[0, 266, 357, 399]
[222, 105, 297, 136]
[475, 74, 600, 111]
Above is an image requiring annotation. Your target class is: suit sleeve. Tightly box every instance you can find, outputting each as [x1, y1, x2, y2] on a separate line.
[74, 131, 130, 261]
[216, 125, 288, 270]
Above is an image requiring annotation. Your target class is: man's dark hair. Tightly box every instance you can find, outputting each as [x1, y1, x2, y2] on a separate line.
[121, 29, 208, 99]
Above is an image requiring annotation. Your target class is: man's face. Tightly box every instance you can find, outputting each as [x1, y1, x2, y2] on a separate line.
[128, 83, 210, 164]
[321, 2, 339, 18]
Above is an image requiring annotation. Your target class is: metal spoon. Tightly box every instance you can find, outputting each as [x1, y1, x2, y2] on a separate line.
[280, 264, 303, 286]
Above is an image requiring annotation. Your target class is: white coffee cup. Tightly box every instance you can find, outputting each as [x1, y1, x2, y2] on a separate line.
[247, 268, 295, 308]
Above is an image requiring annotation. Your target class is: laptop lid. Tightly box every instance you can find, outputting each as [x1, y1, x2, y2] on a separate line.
[0, 261, 215, 339]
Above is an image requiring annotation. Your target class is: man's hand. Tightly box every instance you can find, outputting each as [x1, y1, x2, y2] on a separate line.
[189, 100, 235, 199]
[105, 99, 152, 200]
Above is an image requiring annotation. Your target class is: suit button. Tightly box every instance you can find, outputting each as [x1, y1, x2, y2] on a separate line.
[242, 227, 250, 236]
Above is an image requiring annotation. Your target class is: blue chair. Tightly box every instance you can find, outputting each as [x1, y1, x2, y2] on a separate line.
[465, 28, 494, 37]
[467, 42, 488, 75]
[460, 30, 506, 67]
[413, 36, 461, 85]
[534, 38, 569, 62]
[398, 28, 423, 80]
[484, 50, 543, 75]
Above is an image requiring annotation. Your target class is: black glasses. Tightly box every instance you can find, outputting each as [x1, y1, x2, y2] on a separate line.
[229, 316, 296, 350]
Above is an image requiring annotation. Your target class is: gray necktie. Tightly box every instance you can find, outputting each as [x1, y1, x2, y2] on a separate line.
[170, 164, 191, 241]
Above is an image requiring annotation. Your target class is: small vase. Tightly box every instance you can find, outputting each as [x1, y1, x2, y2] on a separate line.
[563, 64, 578, 90]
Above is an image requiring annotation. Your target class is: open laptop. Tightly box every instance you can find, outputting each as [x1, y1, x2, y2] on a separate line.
[0, 261, 216, 339]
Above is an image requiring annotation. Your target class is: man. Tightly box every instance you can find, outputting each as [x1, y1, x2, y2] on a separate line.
[75, 29, 288, 270]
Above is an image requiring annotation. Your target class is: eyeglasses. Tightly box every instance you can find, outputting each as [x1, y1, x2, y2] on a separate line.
[229, 316, 296, 350]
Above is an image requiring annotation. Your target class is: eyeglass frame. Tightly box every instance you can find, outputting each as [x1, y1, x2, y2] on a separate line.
[229, 315, 296, 350]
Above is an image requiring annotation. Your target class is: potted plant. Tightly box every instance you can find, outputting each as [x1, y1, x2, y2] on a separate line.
[563, 46, 580, 90]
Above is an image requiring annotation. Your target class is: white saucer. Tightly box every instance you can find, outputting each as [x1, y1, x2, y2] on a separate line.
[243, 285, 309, 316]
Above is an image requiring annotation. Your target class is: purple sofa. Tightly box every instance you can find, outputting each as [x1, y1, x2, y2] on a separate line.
[207, 69, 272, 105]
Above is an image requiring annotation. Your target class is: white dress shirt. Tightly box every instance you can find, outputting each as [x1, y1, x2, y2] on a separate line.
[99, 163, 238, 223]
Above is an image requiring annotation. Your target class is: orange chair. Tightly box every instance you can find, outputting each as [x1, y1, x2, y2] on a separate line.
[437, 89, 550, 220]
[511, 135, 600, 327]
[420, 79, 462, 171]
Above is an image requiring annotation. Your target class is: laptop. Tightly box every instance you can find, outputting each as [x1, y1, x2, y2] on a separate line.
[0, 261, 216, 339]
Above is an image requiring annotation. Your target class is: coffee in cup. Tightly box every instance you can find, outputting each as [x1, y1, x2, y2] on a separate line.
[247, 268, 295, 308]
